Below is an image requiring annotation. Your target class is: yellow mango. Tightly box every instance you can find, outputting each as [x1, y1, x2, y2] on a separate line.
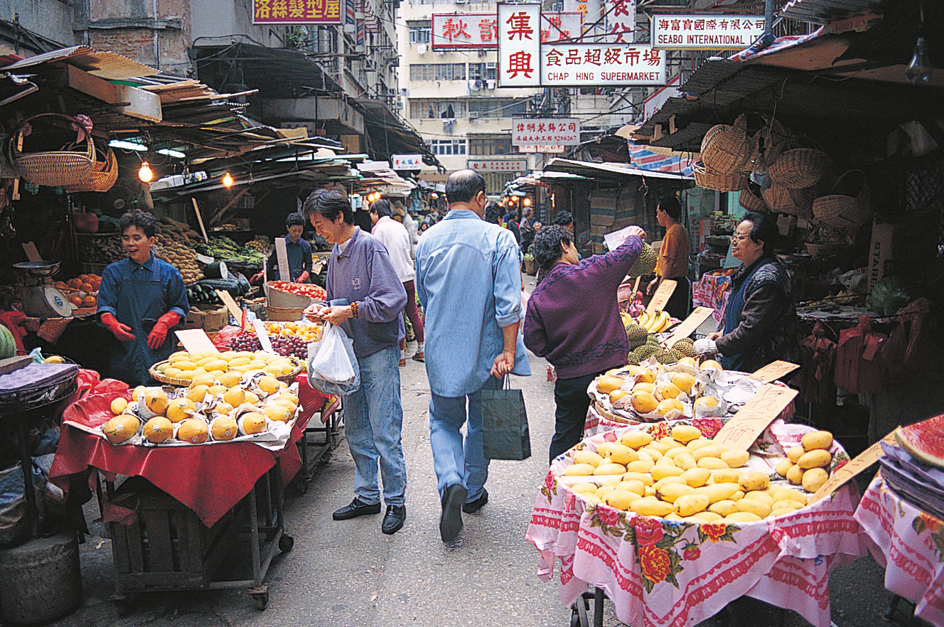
[696, 483, 739, 504]
[656, 482, 696, 503]
[725, 512, 763, 524]
[720, 450, 750, 468]
[801, 430, 834, 451]
[797, 449, 832, 469]
[736, 499, 772, 518]
[697, 457, 729, 470]
[620, 430, 653, 450]
[802, 468, 829, 492]
[629, 498, 673, 518]
[738, 471, 770, 492]
[674, 494, 710, 517]
[708, 500, 738, 517]
[680, 468, 711, 488]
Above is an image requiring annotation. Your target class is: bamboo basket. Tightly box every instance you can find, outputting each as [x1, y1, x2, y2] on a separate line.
[738, 181, 768, 212]
[694, 161, 747, 192]
[763, 183, 801, 215]
[63, 139, 118, 193]
[751, 115, 792, 172]
[10, 114, 96, 188]
[768, 148, 832, 188]
[812, 169, 871, 229]
[700, 115, 752, 175]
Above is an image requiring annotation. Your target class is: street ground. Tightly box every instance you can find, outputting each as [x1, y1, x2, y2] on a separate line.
[28, 276, 930, 627]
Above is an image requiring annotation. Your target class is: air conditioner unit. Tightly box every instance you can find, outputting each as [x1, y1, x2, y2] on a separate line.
[455, 0, 467, 4]
[485, 62, 496, 70]
[485, 79, 496, 90]
[469, 111, 480, 119]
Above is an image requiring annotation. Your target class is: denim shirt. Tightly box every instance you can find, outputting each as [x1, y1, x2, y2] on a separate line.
[415, 209, 531, 397]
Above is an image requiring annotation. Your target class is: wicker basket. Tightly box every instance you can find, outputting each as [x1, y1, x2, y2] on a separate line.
[763, 183, 801, 215]
[694, 161, 747, 192]
[812, 169, 871, 229]
[10, 114, 96, 188]
[148, 357, 305, 387]
[751, 115, 791, 172]
[768, 148, 832, 188]
[63, 139, 118, 193]
[738, 181, 768, 211]
[700, 115, 752, 175]
[788, 185, 817, 213]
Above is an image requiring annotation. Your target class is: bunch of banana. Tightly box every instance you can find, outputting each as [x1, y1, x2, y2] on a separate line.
[636, 310, 672, 333]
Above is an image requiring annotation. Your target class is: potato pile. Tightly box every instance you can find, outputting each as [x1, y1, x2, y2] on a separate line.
[562, 425, 832, 524]
[154, 222, 204, 284]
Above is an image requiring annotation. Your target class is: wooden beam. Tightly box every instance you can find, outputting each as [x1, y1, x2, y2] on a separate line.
[66, 65, 162, 123]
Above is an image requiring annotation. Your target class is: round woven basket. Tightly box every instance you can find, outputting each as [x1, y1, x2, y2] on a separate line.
[751, 116, 791, 172]
[10, 114, 96, 188]
[763, 183, 801, 215]
[768, 148, 832, 188]
[738, 181, 768, 211]
[148, 357, 304, 387]
[694, 161, 747, 192]
[788, 185, 817, 213]
[64, 139, 118, 193]
[812, 169, 871, 229]
[700, 115, 752, 175]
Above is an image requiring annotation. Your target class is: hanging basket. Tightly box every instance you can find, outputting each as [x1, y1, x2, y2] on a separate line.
[751, 115, 792, 173]
[812, 169, 871, 229]
[768, 148, 832, 188]
[63, 139, 118, 193]
[763, 183, 802, 215]
[700, 115, 752, 175]
[694, 161, 747, 192]
[788, 185, 817, 213]
[9, 114, 96, 188]
[738, 180, 768, 212]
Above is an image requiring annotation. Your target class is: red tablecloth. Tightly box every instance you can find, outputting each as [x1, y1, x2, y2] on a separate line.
[50, 385, 333, 527]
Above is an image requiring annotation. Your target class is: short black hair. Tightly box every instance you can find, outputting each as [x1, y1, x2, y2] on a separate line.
[533, 225, 572, 271]
[484, 202, 503, 225]
[445, 169, 486, 204]
[742, 211, 778, 255]
[286, 212, 306, 227]
[119, 210, 157, 238]
[509, 210, 518, 220]
[302, 188, 354, 225]
[659, 195, 682, 221]
[553, 211, 574, 227]
[370, 198, 393, 219]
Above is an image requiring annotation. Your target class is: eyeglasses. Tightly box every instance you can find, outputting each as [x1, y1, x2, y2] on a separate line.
[730, 234, 750, 243]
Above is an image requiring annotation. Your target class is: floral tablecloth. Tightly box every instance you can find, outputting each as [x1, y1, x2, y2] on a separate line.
[526, 422, 867, 627]
[693, 273, 731, 327]
[855, 474, 944, 626]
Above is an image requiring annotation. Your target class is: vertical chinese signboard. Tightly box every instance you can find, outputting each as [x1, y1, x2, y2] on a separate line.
[253, 0, 342, 24]
[432, 14, 499, 49]
[603, 0, 636, 43]
[540, 12, 582, 43]
[497, 3, 541, 88]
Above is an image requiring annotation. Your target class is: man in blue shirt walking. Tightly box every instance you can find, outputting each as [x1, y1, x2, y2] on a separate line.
[415, 170, 530, 543]
[253, 212, 313, 283]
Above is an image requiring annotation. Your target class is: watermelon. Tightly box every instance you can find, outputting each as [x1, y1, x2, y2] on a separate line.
[895, 413, 944, 469]
[0, 324, 16, 358]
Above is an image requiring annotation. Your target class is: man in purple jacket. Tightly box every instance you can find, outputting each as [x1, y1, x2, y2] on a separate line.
[524, 224, 646, 462]
[302, 189, 409, 535]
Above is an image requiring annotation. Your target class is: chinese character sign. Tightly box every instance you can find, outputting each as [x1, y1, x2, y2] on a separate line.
[603, 0, 636, 43]
[498, 3, 541, 87]
[541, 44, 665, 86]
[652, 14, 765, 49]
[468, 159, 528, 173]
[432, 13, 497, 49]
[392, 154, 424, 170]
[540, 12, 582, 43]
[518, 145, 565, 153]
[253, 0, 342, 24]
[512, 118, 580, 146]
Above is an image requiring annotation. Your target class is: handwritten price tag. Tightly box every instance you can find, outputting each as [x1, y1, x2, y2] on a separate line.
[275, 237, 290, 283]
[216, 290, 243, 325]
[647, 280, 677, 313]
[175, 329, 219, 354]
[750, 360, 800, 383]
[808, 431, 896, 504]
[665, 307, 715, 346]
[253, 319, 274, 354]
[713, 384, 798, 451]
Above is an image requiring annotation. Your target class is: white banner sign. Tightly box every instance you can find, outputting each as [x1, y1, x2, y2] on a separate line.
[518, 145, 565, 153]
[603, 0, 636, 43]
[432, 13, 498, 49]
[652, 14, 765, 49]
[498, 3, 541, 88]
[540, 12, 582, 43]
[391, 154, 423, 170]
[468, 158, 528, 173]
[541, 44, 665, 87]
[512, 118, 580, 146]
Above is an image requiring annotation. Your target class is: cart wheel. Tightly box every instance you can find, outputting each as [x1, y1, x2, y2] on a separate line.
[252, 591, 269, 610]
[279, 534, 295, 553]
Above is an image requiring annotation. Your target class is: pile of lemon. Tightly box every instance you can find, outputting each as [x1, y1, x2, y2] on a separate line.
[595, 359, 724, 418]
[561, 424, 828, 524]
[155, 350, 299, 383]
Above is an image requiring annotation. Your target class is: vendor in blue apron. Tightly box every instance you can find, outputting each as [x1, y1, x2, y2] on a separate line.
[251, 212, 313, 284]
[97, 210, 189, 385]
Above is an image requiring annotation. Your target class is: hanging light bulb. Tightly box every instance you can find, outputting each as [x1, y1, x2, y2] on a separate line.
[222, 172, 234, 187]
[523, 197, 532, 207]
[906, 4, 933, 85]
[138, 161, 153, 183]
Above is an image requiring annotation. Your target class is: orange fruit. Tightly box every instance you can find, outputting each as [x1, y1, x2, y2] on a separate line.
[68, 296, 83, 307]
[67, 278, 82, 288]
[81, 282, 94, 292]
[82, 295, 96, 307]
[53, 281, 69, 290]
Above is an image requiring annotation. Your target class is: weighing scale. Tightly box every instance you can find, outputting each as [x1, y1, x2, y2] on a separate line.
[12, 261, 73, 319]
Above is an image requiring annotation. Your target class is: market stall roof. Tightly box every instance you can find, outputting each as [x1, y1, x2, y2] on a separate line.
[779, 0, 882, 25]
[356, 97, 443, 171]
[543, 159, 695, 182]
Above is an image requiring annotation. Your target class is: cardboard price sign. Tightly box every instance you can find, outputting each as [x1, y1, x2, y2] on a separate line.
[665, 307, 714, 346]
[275, 237, 290, 283]
[252, 319, 274, 354]
[808, 431, 896, 504]
[712, 384, 798, 451]
[21, 242, 42, 262]
[175, 329, 219, 354]
[215, 290, 243, 326]
[750, 360, 800, 383]
[647, 280, 677, 313]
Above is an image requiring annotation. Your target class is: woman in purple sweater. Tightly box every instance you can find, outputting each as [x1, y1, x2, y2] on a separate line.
[524, 224, 646, 463]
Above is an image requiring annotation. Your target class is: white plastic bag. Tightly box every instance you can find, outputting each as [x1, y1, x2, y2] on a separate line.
[307, 324, 360, 396]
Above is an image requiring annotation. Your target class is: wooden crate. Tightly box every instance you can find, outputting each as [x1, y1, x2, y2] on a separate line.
[108, 478, 235, 592]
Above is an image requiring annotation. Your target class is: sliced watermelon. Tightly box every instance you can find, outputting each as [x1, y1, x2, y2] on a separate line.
[895, 413, 944, 469]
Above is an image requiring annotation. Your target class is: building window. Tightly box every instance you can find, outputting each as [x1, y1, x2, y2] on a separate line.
[469, 63, 497, 81]
[469, 135, 514, 156]
[408, 21, 431, 44]
[429, 139, 467, 156]
[409, 63, 466, 81]
[467, 98, 528, 118]
[410, 100, 467, 119]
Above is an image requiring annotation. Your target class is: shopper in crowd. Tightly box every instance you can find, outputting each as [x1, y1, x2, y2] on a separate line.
[251, 212, 312, 284]
[485, 202, 503, 225]
[394, 201, 419, 257]
[553, 211, 574, 232]
[415, 169, 530, 543]
[647, 195, 691, 319]
[369, 198, 425, 366]
[506, 209, 521, 245]
[694, 211, 798, 372]
[524, 224, 646, 462]
[519, 207, 535, 254]
[98, 210, 189, 386]
[302, 189, 409, 535]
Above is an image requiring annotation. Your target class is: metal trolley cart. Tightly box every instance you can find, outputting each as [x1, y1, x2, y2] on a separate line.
[105, 460, 293, 612]
[294, 398, 344, 492]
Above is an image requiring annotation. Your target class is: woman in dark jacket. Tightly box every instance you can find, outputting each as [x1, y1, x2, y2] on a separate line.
[694, 211, 797, 372]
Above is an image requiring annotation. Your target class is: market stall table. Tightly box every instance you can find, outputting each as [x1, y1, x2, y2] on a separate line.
[526, 421, 867, 627]
[855, 474, 944, 627]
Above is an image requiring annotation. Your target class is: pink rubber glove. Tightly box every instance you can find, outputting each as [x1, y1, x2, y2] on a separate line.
[296, 271, 310, 283]
[146, 312, 181, 350]
[101, 313, 135, 342]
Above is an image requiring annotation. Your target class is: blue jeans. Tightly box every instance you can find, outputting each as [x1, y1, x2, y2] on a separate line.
[428, 376, 501, 503]
[344, 345, 407, 506]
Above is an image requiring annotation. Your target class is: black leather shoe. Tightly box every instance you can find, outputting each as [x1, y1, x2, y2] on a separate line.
[462, 489, 488, 514]
[333, 497, 381, 521]
[440, 484, 467, 542]
[381, 505, 406, 535]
